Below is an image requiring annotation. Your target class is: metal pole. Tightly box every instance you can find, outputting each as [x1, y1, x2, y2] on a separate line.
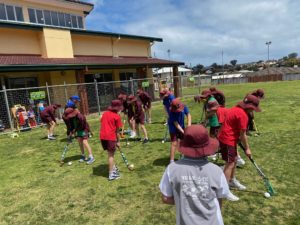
[2, 85, 13, 131]
[130, 77, 134, 95]
[46, 82, 51, 105]
[94, 79, 101, 115]
[64, 81, 68, 102]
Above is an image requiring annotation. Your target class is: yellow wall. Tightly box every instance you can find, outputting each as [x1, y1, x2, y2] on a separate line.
[72, 35, 112, 56]
[0, 28, 41, 55]
[49, 71, 77, 85]
[116, 39, 150, 57]
[40, 28, 74, 58]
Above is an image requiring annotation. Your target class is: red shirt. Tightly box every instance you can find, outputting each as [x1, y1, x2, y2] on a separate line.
[218, 106, 248, 146]
[100, 110, 123, 141]
[216, 107, 229, 124]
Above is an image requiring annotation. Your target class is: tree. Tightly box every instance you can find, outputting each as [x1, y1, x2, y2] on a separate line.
[192, 64, 204, 74]
[230, 59, 237, 66]
[288, 52, 298, 59]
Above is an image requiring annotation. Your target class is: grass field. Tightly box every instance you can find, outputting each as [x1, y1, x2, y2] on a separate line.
[1, 80, 300, 225]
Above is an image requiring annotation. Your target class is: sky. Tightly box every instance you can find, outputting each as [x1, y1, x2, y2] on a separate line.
[85, 0, 300, 67]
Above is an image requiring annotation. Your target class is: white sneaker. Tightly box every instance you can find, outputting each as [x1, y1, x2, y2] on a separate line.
[229, 178, 247, 190]
[226, 191, 239, 201]
[209, 154, 217, 161]
[129, 131, 136, 138]
[236, 156, 245, 167]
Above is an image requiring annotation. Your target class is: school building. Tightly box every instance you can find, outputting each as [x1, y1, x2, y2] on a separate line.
[0, 0, 184, 116]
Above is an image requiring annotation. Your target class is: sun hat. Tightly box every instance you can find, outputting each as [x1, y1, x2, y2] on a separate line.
[179, 125, 219, 158]
[118, 93, 127, 101]
[206, 99, 219, 112]
[209, 87, 217, 93]
[159, 89, 170, 98]
[108, 100, 124, 112]
[127, 95, 137, 104]
[237, 94, 261, 112]
[252, 89, 265, 99]
[170, 98, 185, 112]
[71, 95, 80, 102]
[199, 89, 212, 99]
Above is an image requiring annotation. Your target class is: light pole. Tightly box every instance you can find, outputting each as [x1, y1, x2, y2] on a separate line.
[265, 41, 271, 61]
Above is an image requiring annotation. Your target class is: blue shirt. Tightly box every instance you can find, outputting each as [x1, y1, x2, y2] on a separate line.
[168, 105, 189, 133]
[163, 94, 175, 114]
[66, 100, 76, 109]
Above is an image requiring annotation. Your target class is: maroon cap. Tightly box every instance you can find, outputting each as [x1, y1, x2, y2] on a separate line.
[237, 94, 261, 112]
[179, 125, 219, 158]
[118, 93, 127, 101]
[108, 100, 124, 112]
[170, 98, 185, 113]
[127, 95, 137, 104]
[209, 87, 217, 93]
[206, 100, 219, 112]
[159, 89, 170, 98]
[199, 89, 212, 99]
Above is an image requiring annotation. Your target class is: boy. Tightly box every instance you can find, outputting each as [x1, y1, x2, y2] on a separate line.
[218, 95, 262, 200]
[127, 95, 149, 143]
[64, 108, 95, 164]
[40, 104, 61, 140]
[137, 89, 152, 123]
[65, 95, 80, 109]
[247, 88, 265, 133]
[168, 98, 191, 162]
[160, 89, 175, 122]
[100, 100, 123, 181]
[159, 125, 230, 225]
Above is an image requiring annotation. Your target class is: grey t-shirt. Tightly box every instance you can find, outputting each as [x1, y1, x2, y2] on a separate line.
[159, 157, 229, 225]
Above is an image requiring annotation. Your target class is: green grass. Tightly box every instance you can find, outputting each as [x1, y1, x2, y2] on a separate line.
[1, 80, 300, 225]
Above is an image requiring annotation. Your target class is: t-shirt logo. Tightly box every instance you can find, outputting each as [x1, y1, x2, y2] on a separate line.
[181, 176, 209, 199]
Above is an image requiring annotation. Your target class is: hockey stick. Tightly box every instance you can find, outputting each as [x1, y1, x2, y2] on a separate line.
[252, 119, 260, 135]
[117, 145, 134, 171]
[162, 123, 169, 143]
[121, 119, 126, 138]
[238, 143, 275, 195]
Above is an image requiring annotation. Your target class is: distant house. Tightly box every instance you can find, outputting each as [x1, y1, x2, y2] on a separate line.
[153, 67, 192, 80]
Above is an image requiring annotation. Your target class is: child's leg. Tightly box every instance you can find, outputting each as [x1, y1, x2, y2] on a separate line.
[147, 108, 152, 122]
[46, 123, 51, 136]
[140, 124, 148, 139]
[77, 137, 85, 155]
[108, 150, 115, 173]
[49, 121, 56, 136]
[224, 161, 235, 182]
[82, 139, 93, 157]
[170, 140, 177, 162]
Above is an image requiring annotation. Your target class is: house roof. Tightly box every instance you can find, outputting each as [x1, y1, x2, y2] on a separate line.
[0, 55, 184, 72]
[247, 67, 300, 77]
[0, 21, 163, 42]
[155, 67, 192, 74]
[64, 0, 94, 7]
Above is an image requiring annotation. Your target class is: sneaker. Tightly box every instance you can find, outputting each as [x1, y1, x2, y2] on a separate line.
[78, 155, 86, 163]
[229, 178, 247, 190]
[148, 119, 152, 124]
[86, 157, 95, 165]
[226, 191, 239, 201]
[113, 166, 120, 173]
[130, 131, 136, 138]
[142, 138, 149, 144]
[236, 156, 245, 167]
[47, 136, 56, 140]
[108, 172, 120, 181]
[209, 154, 217, 161]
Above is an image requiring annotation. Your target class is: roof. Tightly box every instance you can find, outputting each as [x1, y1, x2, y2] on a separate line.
[247, 67, 300, 77]
[0, 55, 184, 72]
[0, 21, 163, 42]
[154, 67, 192, 74]
[64, 0, 94, 7]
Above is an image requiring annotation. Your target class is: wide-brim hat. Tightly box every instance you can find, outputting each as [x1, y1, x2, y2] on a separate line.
[118, 93, 127, 101]
[237, 94, 261, 112]
[127, 95, 137, 104]
[108, 100, 124, 112]
[254, 89, 265, 99]
[64, 108, 79, 119]
[159, 89, 170, 98]
[179, 125, 219, 158]
[199, 89, 212, 99]
[206, 100, 219, 112]
[170, 98, 185, 112]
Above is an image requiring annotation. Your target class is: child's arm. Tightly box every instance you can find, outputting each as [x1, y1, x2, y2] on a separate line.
[186, 113, 192, 126]
[161, 194, 175, 205]
[240, 130, 251, 157]
[173, 121, 184, 134]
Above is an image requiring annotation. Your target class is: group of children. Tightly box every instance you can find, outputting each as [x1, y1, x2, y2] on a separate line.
[159, 87, 265, 225]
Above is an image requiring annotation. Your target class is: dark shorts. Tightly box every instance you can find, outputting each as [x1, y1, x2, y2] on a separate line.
[41, 116, 53, 124]
[101, 140, 117, 152]
[170, 132, 184, 142]
[135, 113, 145, 125]
[76, 130, 89, 140]
[210, 126, 220, 138]
[219, 141, 237, 163]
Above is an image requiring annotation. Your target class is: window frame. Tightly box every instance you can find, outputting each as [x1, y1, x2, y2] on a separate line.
[0, 4, 24, 22]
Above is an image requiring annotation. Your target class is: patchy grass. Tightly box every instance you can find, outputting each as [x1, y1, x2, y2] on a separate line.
[1, 80, 300, 225]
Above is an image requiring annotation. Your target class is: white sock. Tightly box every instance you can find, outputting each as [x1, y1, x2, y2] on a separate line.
[89, 154, 93, 158]
[170, 160, 174, 163]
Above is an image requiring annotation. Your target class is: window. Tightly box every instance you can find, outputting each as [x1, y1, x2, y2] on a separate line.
[28, 8, 36, 23]
[71, 15, 78, 28]
[0, 4, 24, 22]
[36, 9, 44, 24]
[44, 10, 51, 25]
[8, 77, 38, 89]
[51, 11, 59, 26]
[65, 14, 71, 27]
[78, 16, 83, 29]
[58, 12, 65, 26]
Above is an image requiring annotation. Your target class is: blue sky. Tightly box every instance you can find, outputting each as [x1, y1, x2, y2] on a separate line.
[85, 0, 300, 66]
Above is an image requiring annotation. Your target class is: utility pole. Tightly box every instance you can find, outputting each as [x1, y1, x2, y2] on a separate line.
[265, 41, 272, 76]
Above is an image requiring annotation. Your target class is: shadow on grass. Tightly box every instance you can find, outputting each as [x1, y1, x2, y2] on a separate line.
[92, 164, 108, 178]
[63, 155, 82, 162]
[152, 157, 170, 166]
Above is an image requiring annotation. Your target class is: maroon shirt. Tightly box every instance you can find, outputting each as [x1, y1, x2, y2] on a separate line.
[138, 92, 151, 107]
[127, 101, 143, 120]
[40, 105, 57, 122]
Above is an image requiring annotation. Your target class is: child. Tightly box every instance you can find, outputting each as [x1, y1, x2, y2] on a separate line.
[218, 95, 262, 201]
[100, 100, 123, 181]
[159, 125, 230, 225]
[168, 98, 191, 162]
[210, 86, 226, 107]
[40, 104, 61, 140]
[64, 108, 95, 164]
[127, 95, 149, 143]
[247, 88, 265, 133]
[136, 89, 152, 123]
[160, 89, 175, 123]
[65, 95, 80, 109]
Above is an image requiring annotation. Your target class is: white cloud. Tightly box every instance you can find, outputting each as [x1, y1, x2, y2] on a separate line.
[86, 0, 300, 66]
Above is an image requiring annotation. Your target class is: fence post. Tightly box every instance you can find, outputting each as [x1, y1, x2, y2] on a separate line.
[2, 85, 13, 131]
[64, 81, 68, 102]
[46, 82, 51, 105]
[94, 79, 101, 115]
[130, 77, 134, 95]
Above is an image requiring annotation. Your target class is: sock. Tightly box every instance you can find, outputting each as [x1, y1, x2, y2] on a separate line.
[89, 154, 93, 158]
[170, 160, 174, 163]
